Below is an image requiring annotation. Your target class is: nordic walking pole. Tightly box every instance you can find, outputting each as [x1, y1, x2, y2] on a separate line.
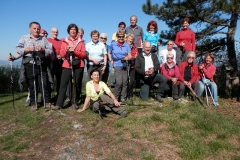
[187, 85, 205, 108]
[36, 55, 46, 110]
[32, 50, 38, 110]
[107, 65, 113, 87]
[9, 53, 15, 109]
[126, 60, 133, 105]
[69, 51, 78, 110]
[201, 71, 216, 106]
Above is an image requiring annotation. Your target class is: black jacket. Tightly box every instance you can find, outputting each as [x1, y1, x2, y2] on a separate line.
[135, 52, 160, 81]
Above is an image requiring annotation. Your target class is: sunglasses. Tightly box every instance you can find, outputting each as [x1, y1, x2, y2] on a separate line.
[118, 36, 124, 39]
[167, 57, 173, 59]
[167, 44, 173, 45]
[188, 57, 195, 59]
[100, 37, 107, 40]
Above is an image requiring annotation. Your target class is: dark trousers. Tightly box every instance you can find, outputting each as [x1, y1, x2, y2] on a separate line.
[179, 81, 198, 98]
[87, 64, 104, 80]
[56, 67, 83, 107]
[66, 67, 84, 101]
[25, 63, 50, 105]
[127, 68, 136, 98]
[165, 80, 179, 97]
[140, 74, 167, 101]
[50, 59, 63, 98]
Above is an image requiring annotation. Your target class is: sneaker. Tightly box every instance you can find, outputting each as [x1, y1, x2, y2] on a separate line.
[156, 95, 163, 103]
[214, 102, 219, 106]
[120, 98, 126, 102]
[31, 105, 37, 111]
[120, 111, 127, 118]
[51, 105, 61, 110]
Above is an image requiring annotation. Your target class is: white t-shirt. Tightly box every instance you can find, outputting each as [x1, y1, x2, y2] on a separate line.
[159, 49, 176, 64]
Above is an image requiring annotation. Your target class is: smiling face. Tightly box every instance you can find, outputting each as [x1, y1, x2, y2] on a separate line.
[118, 24, 125, 32]
[182, 21, 189, 29]
[149, 25, 155, 32]
[143, 42, 151, 54]
[130, 16, 137, 26]
[91, 71, 100, 82]
[78, 29, 84, 38]
[167, 54, 174, 63]
[117, 33, 125, 43]
[205, 55, 213, 64]
[126, 36, 133, 44]
[167, 41, 174, 50]
[51, 28, 58, 39]
[30, 24, 40, 38]
[69, 27, 77, 38]
[187, 53, 195, 64]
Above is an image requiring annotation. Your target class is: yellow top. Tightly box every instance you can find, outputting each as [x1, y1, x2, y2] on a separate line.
[111, 32, 127, 41]
[86, 80, 111, 101]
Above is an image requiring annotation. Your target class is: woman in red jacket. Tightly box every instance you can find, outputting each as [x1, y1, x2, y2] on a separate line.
[126, 33, 138, 99]
[161, 52, 180, 100]
[52, 24, 87, 109]
[175, 18, 196, 65]
[197, 53, 219, 106]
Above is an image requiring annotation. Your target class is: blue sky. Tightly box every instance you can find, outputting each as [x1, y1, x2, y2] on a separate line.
[0, 0, 239, 61]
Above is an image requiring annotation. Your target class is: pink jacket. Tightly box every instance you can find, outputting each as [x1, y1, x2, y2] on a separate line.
[60, 38, 86, 69]
[161, 62, 180, 80]
[175, 28, 196, 51]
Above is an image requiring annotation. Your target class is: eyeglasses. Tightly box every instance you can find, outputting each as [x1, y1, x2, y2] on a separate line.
[188, 57, 195, 59]
[167, 57, 173, 59]
[118, 36, 124, 39]
[167, 44, 173, 45]
[100, 37, 107, 40]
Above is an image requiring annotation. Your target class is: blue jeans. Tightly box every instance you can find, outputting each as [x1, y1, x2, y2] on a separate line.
[197, 81, 218, 104]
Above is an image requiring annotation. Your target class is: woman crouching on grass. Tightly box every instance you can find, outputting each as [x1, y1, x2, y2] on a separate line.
[77, 69, 127, 117]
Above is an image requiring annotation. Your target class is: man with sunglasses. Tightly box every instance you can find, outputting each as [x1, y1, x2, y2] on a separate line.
[178, 51, 199, 99]
[159, 40, 176, 66]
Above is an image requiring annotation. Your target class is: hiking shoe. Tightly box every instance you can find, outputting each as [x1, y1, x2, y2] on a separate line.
[31, 105, 37, 111]
[120, 111, 127, 118]
[51, 105, 61, 110]
[156, 95, 163, 103]
[173, 95, 179, 100]
[45, 103, 51, 109]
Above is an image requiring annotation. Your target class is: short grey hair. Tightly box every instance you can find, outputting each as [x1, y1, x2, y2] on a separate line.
[187, 51, 196, 58]
[167, 40, 174, 44]
[100, 33, 107, 38]
[78, 28, 84, 34]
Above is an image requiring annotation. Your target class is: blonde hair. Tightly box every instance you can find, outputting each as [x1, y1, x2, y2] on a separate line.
[126, 33, 135, 41]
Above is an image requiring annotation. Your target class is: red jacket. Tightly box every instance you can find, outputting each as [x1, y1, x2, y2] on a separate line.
[197, 63, 216, 82]
[130, 44, 138, 68]
[175, 28, 196, 51]
[161, 62, 180, 80]
[178, 61, 198, 84]
[60, 38, 86, 69]
[47, 38, 61, 55]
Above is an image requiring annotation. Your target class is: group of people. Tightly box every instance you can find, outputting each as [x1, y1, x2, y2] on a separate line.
[8, 16, 219, 118]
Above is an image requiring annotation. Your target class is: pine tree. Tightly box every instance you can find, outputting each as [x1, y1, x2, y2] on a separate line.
[142, 0, 240, 77]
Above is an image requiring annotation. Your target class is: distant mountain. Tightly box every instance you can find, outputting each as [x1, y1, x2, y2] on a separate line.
[0, 59, 21, 66]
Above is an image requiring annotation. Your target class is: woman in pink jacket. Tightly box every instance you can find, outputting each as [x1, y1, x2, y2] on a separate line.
[161, 52, 180, 100]
[52, 24, 87, 109]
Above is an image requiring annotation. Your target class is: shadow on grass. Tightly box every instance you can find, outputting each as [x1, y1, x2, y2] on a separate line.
[0, 95, 27, 106]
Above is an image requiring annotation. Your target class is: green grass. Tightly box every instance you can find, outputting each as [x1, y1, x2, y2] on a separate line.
[0, 93, 240, 159]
